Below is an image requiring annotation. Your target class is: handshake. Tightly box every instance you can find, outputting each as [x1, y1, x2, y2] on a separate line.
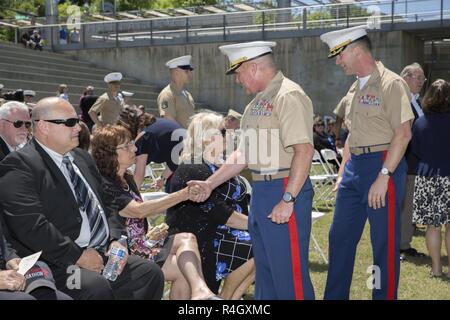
[186, 184, 204, 203]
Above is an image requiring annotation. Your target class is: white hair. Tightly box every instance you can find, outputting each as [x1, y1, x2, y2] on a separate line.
[180, 111, 224, 163]
[0, 101, 29, 119]
[400, 62, 423, 79]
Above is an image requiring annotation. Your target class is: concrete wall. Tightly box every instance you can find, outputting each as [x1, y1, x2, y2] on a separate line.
[64, 30, 424, 116]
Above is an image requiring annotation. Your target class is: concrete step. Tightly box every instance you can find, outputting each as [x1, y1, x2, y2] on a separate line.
[0, 48, 95, 68]
[0, 55, 121, 76]
[0, 71, 159, 99]
[0, 62, 132, 83]
[0, 78, 157, 102]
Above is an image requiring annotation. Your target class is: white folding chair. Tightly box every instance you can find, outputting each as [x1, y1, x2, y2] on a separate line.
[320, 148, 340, 176]
[310, 149, 336, 210]
[141, 162, 166, 190]
[311, 211, 328, 264]
[141, 191, 169, 225]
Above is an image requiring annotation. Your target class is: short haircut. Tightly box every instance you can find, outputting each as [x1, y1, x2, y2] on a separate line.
[350, 35, 372, 53]
[421, 79, 450, 114]
[400, 62, 423, 79]
[0, 101, 29, 119]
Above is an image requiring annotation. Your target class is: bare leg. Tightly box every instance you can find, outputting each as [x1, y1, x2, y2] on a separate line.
[426, 226, 442, 276]
[162, 233, 215, 300]
[220, 258, 255, 300]
[445, 224, 450, 278]
[164, 254, 191, 300]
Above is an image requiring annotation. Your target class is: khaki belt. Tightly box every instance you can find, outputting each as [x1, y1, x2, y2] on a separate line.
[350, 144, 390, 156]
[251, 171, 290, 181]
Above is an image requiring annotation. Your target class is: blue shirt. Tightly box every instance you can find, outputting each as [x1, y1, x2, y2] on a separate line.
[59, 28, 67, 40]
[411, 112, 450, 177]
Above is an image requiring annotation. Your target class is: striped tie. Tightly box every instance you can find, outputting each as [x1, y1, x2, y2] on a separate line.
[62, 156, 108, 250]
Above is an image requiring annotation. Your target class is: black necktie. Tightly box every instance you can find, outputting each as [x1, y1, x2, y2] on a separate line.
[62, 156, 108, 250]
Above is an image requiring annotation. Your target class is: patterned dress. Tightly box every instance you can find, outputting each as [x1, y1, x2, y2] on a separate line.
[207, 163, 253, 282]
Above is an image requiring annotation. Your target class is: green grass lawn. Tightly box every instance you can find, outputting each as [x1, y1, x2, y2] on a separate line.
[308, 208, 450, 300]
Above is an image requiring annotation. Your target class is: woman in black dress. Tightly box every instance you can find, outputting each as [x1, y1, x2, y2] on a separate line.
[91, 125, 220, 300]
[168, 112, 255, 299]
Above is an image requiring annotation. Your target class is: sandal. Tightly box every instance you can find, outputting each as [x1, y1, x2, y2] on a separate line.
[429, 269, 442, 278]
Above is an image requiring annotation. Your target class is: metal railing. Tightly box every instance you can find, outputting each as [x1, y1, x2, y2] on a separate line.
[11, 0, 450, 51]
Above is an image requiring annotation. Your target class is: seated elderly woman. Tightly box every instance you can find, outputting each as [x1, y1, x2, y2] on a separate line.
[91, 125, 220, 300]
[167, 112, 255, 300]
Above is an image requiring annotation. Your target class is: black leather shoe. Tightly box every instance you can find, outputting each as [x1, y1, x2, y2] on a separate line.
[400, 248, 426, 257]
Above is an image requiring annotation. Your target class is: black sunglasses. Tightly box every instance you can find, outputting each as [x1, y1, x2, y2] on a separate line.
[3, 119, 32, 129]
[39, 118, 80, 127]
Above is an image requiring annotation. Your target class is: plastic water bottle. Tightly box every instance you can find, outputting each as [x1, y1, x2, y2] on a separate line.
[102, 235, 127, 281]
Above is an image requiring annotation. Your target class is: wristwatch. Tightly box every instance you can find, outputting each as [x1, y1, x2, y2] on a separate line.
[282, 192, 297, 203]
[380, 167, 393, 177]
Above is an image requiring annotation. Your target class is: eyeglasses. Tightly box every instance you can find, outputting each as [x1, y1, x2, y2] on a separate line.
[116, 140, 135, 151]
[38, 118, 80, 127]
[2, 119, 32, 129]
[410, 75, 427, 83]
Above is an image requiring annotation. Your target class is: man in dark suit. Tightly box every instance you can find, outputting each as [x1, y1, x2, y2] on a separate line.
[399, 63, 427, 259]
[0, 101, 31, 162]
[0, 97, 164, 300]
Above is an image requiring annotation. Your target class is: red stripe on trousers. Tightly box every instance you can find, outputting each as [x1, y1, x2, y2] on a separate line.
[283, 177, 304, 300]
[383, 151, 396, 300]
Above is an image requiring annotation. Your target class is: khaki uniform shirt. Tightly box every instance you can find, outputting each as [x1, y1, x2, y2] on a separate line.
[239, 71, 314, 174]
[342, 62, 413, 148]
[89, 92, 124, 125]
[333, 95, 349, 119]
[158, 84, 195, 128]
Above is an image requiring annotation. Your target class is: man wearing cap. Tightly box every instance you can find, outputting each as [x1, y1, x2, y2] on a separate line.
[0, 97, 164, 300]
[0, 219, 71, 300]
[0, 101, 31, 162]
[158, 55, 195, 128]
[88, 72, 124, 128]
[320, 25, 414, 300]
[188, 41, 315, 300]
[120, 90, 135, 108]
[224, 109, 242, 130]
[24, 90, 36, 111]
[24, 90, 36, 104]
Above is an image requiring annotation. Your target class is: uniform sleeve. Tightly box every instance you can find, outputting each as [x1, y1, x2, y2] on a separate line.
[277, 91, 314, 148]
[158, 92, 176, 118]
[333, 96, 347, 118]
[89, 94, 106, 114]
[385, 79, 414, 129]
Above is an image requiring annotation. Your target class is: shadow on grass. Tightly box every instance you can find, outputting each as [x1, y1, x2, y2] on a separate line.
[310, 261, 329, 273]
[401, 254, 449, 268]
